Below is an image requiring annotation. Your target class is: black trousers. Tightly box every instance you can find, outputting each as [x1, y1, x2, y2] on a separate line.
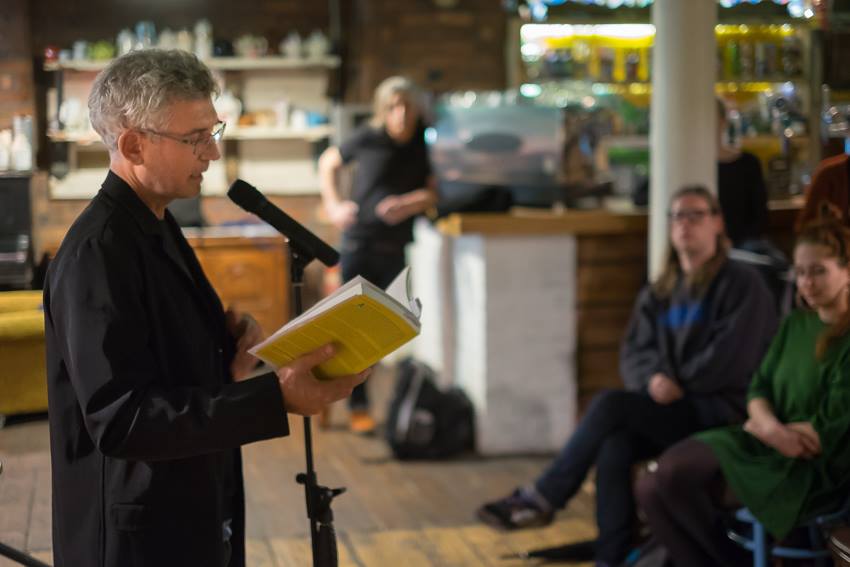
[533, 390, 708, 563]
[635, 438, 750, 567]
[340, 236, 406, 410]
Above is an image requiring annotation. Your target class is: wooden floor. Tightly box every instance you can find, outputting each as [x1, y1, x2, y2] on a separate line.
[0, 369, 597, 567]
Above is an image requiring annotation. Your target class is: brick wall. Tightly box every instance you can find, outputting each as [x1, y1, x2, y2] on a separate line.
[7, 0, 510, 299]
[0, 0, 35, 128]
[345, 0, 507, 102]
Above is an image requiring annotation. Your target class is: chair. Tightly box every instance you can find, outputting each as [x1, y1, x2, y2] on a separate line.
[728, 497, 850, 567]
[0, 291, 47, 425]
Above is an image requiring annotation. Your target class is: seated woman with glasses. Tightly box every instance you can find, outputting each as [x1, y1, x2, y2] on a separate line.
[476, 186, 778, 567]
[637, 213, 850, 566]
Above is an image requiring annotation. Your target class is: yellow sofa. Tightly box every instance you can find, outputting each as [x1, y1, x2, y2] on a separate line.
[0, 291, 48, 419]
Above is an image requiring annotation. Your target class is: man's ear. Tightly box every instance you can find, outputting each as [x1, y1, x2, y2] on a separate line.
[117, 130, 145, 165]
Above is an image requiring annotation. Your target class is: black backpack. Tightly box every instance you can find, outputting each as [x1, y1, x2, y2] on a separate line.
[385, 358, 475, 460]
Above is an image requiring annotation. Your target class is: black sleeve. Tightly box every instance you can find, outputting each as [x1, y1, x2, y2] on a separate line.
[338, 127, 369, 164]
[678, 264, 777, 394]
[48, 231, 289, 461]
[619, 286, 673, 391]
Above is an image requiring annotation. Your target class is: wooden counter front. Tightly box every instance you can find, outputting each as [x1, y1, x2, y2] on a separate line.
[184, 227, 289, 336]
[436, 208, 647, 237]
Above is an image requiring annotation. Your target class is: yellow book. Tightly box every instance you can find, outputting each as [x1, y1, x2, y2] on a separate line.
[249, 267, 421, 380]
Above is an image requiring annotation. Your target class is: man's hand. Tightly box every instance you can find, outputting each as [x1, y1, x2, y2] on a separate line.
[375, 195, 409, 226]
[648, 373, 684, 405]
[226, 309, 264, 381]
[276, 344, 371, 416]
[328, 200, 359, 231]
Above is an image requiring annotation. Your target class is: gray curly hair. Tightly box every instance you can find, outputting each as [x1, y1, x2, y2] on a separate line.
[88, 49, 220, 151]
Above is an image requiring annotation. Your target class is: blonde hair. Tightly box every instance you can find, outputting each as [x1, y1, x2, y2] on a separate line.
[796, 215, 850, 359]
[652, 185, 730, 299]
[370, 76, 418, 128]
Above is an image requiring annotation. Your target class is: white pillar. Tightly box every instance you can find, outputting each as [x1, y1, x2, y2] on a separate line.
[650, 0, 717, 279]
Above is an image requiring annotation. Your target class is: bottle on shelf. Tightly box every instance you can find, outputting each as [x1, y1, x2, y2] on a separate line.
[724, 39, 740, 80]
[781, 35, 802, 77]
[11, 115, 33, 172]
[625, 50, 640, 83]
[0, 129, 11, 171]
[739, 40, 753, 80]
[598, 47, 615, 82]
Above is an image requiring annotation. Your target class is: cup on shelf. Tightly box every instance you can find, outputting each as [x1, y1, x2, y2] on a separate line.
[290, 109, 308, 131]
[273, 100, 291, 129]
[72, 40, 88, 61]
[194, 19, 213, 60]
[158, 28, 178, 50]
[305, 31, 329, 59]
[279, 32, 303, 59]
[214, 90, 242, 132]
[135, 20, 156, 50]
[117, 29, 135, 56]
[176, 29, 194, 53]
[234, 35, 268, 58]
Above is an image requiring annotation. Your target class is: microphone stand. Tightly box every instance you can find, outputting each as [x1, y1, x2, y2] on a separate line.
[287, 247, 346, 567]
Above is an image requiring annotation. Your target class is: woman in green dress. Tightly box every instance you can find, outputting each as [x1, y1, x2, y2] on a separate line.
[636, 217, 850, 566]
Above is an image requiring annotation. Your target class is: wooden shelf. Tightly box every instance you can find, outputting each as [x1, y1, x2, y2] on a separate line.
[47, 131, 103, 145]
[227, 125, 331, 141]
[44, 55, 340, 73]
[48, 125, 332, 145]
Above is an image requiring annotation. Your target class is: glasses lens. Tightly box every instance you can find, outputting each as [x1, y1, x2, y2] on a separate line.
[212, 122, 225, 142]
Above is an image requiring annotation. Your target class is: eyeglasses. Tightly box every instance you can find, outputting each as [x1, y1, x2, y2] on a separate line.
[668, 209, 714, 224]
[140, 121, 226, 156]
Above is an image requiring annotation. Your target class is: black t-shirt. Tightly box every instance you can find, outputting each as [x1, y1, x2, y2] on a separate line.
[717, 151, 769, 246]
[338, 122, 431, 243]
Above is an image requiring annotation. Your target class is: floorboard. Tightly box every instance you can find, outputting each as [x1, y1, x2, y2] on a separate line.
[0, 368, 596, 566]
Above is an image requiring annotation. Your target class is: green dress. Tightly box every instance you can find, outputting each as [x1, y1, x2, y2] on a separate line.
[696, 309, 850, 539]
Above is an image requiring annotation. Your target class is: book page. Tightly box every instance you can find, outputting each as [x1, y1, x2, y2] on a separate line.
[384, 266, 421, 319]
[249, 271, 421, 364]
[248, 294, 420, 377]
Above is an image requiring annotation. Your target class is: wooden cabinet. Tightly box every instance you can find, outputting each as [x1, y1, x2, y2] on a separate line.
[186, 228, 289, 336]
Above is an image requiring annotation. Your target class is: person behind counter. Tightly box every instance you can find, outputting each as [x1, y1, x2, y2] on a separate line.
[637, 216, 850, 566]
[476, 185, 778, 567]
[717, 97, 771, 249]
[44, 49, 369, 567]
[317, 76, 437, 434]
[633, 99, 769, 251]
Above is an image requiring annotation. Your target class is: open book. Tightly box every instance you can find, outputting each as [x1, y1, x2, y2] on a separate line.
[249, 267, 422, 380]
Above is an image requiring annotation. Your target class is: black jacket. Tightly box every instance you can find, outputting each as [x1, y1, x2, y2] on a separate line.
[44, 171, 289, 567]
[619, 258, 778, 426]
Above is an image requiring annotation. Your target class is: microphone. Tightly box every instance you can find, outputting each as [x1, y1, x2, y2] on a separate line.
[227, 179, 340, 267]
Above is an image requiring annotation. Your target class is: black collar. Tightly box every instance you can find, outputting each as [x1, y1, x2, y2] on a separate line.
[99, 169, 166, 238]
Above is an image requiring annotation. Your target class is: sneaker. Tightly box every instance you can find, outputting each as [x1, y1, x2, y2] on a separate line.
[349, 410, 377, 435]
[477, 488, 554, 530]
